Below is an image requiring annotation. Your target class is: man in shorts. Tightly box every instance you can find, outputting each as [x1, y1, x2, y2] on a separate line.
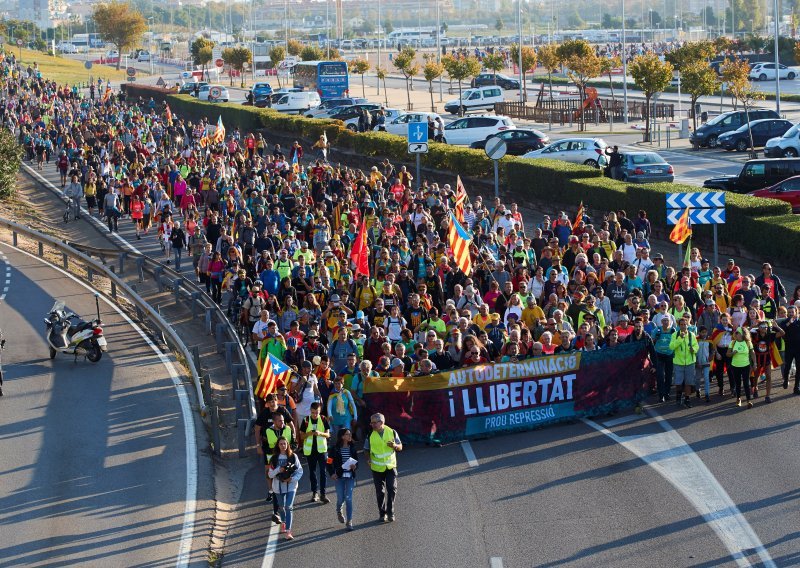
[669, 317, 698, 407]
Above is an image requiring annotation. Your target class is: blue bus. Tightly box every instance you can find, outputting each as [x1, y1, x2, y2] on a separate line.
[293, 61, 349, 100]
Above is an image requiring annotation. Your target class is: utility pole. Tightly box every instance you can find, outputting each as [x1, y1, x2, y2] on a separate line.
[517, 0, 523, 103]
[775, 0, 781, 115]
[622, 0, 629, 123]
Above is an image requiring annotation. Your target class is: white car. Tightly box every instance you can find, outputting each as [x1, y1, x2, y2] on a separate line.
[749, 62, 797, 81]
[137, 50, 151, 62]
[384, 112, 443, 136]
[194, 84, 230, 102]
[57, 42, 78, 54]
[442, 115, 516, 146]
[522, 137, 608, 167]
[340, 108, 402, 131]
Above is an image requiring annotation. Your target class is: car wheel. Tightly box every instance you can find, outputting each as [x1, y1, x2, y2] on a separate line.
[347, 124, 357, 131]
[707, 135, 719, 148]
[789, 72, 797, 80]
[583, 159, 599, 168]
[783, 148, 798, 157]
[735, 139, 748, 152]
[759, 73, 767, 81]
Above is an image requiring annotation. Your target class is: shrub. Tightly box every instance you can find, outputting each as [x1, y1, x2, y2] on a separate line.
[0, 128, 23, 199]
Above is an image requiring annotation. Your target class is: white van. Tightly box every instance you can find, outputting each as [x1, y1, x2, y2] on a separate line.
[444, 85, 504, 115]
[273, 91, 322, 114]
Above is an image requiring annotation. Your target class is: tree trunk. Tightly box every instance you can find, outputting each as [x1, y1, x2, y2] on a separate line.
[361, 74, 366, 98]
[405, 76, 412, 110]
[458, 79, 463, 116]
[608, 71, 616, 106]
[522, 71, 527, 102]
[644, 94, 651, 142]
[579, 84, 585, 132]
[429, 83, 435, 112]
[383, 78, 388, 106]
[691, 95, 698, 132]
[745, 104, 755, 154]
[276, 66, 282, 88]
[548, 71, 553, 100]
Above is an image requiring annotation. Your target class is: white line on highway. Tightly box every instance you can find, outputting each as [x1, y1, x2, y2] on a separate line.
[461, 440, 479, 467]
[21, 163, 141, 255]
[1, 243, 199, 568]
[601, 413, 645, 428]
[260, 523, 281, 568]
[583, 413, 776, 568]
[489, 557, 504, 568]
[0, 250, 9, 301]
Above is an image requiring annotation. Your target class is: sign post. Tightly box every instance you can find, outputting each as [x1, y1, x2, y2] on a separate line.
[407, 122, 429, 190]
[666, 191, 726, 267]
[484, 137, 508, 198]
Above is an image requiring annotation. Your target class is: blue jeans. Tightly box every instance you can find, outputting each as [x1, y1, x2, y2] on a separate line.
[277, 490, 296, 530]
[173, 247, 183, 271]
[336, 476, 355, 522]
[698, 365, 710, 396]
[306, 452, 328, 495]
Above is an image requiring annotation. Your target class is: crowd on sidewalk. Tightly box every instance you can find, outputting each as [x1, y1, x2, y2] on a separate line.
[4, 46, 800, 539]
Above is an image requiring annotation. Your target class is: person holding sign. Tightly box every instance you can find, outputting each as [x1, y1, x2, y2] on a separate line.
[364, 413, 402, 523]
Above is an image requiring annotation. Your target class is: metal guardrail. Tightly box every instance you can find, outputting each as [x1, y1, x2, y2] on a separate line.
[0, 217, 257, 456]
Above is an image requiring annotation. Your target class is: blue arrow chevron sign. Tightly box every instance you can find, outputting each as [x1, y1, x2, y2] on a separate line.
[667, 208, 726, 225]
[665, 191, 726, 209]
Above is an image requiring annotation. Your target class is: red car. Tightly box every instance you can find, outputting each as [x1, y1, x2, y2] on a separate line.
[749, 176, 800, 213]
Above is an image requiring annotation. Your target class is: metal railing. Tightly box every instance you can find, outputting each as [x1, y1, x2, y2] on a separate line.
[0, 218, 258, 456]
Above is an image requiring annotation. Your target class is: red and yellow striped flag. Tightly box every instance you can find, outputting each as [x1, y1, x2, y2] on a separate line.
[454, 175, 468, 224]
[165, 104, 173, 126]
[572, 201, 584, 230]
[669, 207, 692, 245]
[255, 353, 291, 399]
[448, 211, 472, 275]
[211, 115, 225, 144]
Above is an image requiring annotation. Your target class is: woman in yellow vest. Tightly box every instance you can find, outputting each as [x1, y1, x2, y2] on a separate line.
[364, 413, 403, 522]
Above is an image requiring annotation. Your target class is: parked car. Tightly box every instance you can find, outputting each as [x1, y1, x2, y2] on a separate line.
[305, 97, 368, 118]
[179, 81, 208, 95]
[384, 112, 442, 136]
[195, 84, 230, 102]
[56, 42, 78, 54]
[703, 158, 800, 193]
[342, 108, 402, 131]
[328, 103, 383, 122]
[764, 123, 800, 157]
[718, 119, 793, 152]
[522, 137, 608, 167]
[136, 50, 151, 62]
[749, 62, 797, 81]
[251, 82, 274, 99]
[470, 128, 550, 154]
[444, 86, 504, 115]
[242, 94, 272, 108]
[749, 176, 800, 212]
[273, 91, 321, 114]
[689, 108, 780, 148]
[617, 151, 674, 183]
[471, 73, 521, 90]
[442, 115, 516, 146]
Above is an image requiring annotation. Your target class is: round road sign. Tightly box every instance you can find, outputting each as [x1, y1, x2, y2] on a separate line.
[16, 39, 23, 47]
[181, 71, 192, 79]
[484, 137, 508, 161]
[84, 61, 93, 70]
[209, 86, 222, 100]
[215, 58, 224, 68]
[126, 66, 137, 77]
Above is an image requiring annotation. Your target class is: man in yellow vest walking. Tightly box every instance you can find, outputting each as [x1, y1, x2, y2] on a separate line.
[364, 413, 403, 522]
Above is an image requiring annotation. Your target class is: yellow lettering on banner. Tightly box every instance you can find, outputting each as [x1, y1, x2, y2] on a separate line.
[364, 353, 582, 393]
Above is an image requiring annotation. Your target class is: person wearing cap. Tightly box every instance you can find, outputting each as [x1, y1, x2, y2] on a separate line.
[259, 320, 286, 364]
[669, 316, 699, 406]
[284, 336, 306, 369]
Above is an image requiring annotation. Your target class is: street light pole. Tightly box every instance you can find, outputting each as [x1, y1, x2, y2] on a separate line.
[377, 0, 382, 96]
[326, 0, 330, 59]
[436, 0, 442, 101]
[774, 0, 781, 115]
[622, 0, 628, 123]
[517, 0, 523, 103]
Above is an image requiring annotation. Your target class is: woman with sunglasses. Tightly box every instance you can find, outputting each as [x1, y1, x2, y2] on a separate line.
[268, 437, 304, 540]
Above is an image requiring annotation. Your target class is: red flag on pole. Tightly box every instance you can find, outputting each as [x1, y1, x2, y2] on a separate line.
[350, 219, 370, 278]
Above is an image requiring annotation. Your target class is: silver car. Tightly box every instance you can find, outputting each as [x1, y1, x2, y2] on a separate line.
[522, 137, 608, 167]
[618, 151, 674, 183]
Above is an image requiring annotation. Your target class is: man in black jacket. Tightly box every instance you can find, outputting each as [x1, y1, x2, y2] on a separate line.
[779, 305, 800, 393]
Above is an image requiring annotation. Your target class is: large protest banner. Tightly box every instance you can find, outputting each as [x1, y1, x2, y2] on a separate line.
[363, 342, 651, 443]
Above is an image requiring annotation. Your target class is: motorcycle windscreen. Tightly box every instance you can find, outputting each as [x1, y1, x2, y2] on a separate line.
[50, 300, 65, 314]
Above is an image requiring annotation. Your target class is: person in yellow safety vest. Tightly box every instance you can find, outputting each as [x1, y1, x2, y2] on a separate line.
[364, 412, 403, 523]
[263, 412, 293, 524]
[299, 402, 331, 504]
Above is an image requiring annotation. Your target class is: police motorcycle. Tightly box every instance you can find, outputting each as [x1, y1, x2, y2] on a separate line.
[44, 293, 107, 363]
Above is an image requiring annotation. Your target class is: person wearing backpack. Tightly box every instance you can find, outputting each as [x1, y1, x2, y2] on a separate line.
[328, 327, 359, 374]
[327, 376, 358, 438]
[652, 316, 676, 402]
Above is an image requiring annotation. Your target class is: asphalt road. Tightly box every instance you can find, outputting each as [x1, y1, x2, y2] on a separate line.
[0, 243, 212, 567]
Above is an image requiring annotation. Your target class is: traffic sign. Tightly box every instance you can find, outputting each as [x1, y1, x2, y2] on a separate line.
[666, 191, 725, 209]
[127, 77, 137, 82]
[485, 137, 508, 161]
[16, 39, 23, 47]
[407, 122, 428, 144]
[126, 66, 137, 77]
[84, 61, 93, 70]
[209, 86, 223, 100]
[667, 208, 726, 225]
[156, 77, 166, 87]
[215, 58, 224, 68]
[408, 143, 428, 154]
[181, 71, 192, 79]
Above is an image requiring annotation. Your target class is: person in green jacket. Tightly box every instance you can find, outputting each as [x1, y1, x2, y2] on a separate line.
[670, 317, 698, 408]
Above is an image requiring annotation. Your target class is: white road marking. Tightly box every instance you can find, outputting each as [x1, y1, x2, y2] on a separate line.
[260, 523, 281, 568]
[1, 243, 198, 568]
[490, 557, 504, 568]
[0, 250, 10, 301]
[583, 412, 776, 568]
[601, 413, 645, 428]
[461, 440, 479, 468]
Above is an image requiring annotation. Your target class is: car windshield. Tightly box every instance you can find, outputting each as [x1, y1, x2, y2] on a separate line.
[706, 113, 729, 126]
[629, 153, 664, 165]
[782, 124, 800, 138]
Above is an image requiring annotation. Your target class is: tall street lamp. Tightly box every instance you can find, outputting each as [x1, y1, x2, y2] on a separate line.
[774, 0, 781, 115]
[517, 0, 523, 103]
[622, 0, 628, 123]
[377, 0, 382, 96]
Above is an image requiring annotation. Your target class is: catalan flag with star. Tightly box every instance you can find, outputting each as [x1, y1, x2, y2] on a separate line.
[448, 211, 473, 276]
[211, 115, 225, 144]
[454, 175, 468, 224]
[255, 353, 291, 399]
[669, 207, 692, 245]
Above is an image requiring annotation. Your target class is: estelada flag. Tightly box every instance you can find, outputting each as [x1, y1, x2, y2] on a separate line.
[165, 104, 173, 126]
[255, 353, 291, 399]
[101, 82, 112, 102]
[669, 207, 692, 245]
[454, 175, 468, 224]
[211, 115, 225, 144]
[448, 211, 472, 275]
[350, 218, 369, 278]
[572, 201, 584, 230]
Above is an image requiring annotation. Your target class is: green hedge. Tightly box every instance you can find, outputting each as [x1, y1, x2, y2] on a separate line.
[163, 93, 800, 263]
[0, 128, 23, 198]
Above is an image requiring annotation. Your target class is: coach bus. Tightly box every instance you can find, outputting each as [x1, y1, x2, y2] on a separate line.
[292, 61, 349, 100]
